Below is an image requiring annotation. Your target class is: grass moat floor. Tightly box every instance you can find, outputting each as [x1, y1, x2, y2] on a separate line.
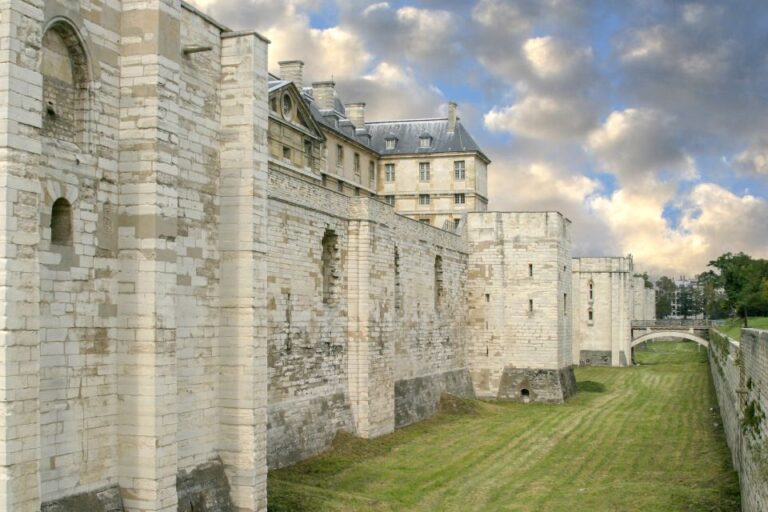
[268, 342, 740, 511]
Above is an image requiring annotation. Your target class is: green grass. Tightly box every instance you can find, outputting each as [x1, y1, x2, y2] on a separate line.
[717, 316, 768, 340]
[268, 342, 740, 512]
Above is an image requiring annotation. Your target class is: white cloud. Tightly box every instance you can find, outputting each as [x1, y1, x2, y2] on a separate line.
[523, 36, 593, 82]
[265, 20, 371, 81]
[336, 62, 445, 121]
[485, 95, 597, 140]
[734, 142, 768, 176]
[590, 183, 768, 276]
[586, 108, 695, 186]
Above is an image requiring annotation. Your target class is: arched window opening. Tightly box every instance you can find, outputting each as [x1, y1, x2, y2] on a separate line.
[434, 255, 444, 311]
[51, 198, 72, 245]
[394, 246, 402, 312]
[41, 21, 90, 145]
[321, 229, 340, 304]
[521, 389, 531, 403]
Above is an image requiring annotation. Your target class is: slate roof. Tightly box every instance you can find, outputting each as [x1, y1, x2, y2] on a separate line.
[365, 119, 488, 161]
[269, 77, 488, 161]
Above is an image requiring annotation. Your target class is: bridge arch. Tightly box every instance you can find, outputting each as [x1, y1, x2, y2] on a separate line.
[631, 331, 708, 349]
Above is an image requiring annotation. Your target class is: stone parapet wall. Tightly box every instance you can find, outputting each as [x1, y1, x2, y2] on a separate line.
[709, 329, 768, 512]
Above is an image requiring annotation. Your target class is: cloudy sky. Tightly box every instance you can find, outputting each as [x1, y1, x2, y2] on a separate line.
[191, 0, 768, 277]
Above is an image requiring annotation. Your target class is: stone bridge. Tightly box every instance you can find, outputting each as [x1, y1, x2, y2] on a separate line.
[630, 320, 711, 348]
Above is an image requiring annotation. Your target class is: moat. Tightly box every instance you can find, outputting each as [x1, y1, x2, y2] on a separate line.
[268, 341, 740, 512]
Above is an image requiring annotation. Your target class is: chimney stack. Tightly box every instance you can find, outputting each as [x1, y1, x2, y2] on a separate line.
[279, 60, 304, 90]
[448, 101, 458, 133]
[312, 81, 336, 111]
[345, 102, 366, 129]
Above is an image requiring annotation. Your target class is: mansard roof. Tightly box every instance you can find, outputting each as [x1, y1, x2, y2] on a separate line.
[366, 119, 489, 162]
[269, 75, 490, 161]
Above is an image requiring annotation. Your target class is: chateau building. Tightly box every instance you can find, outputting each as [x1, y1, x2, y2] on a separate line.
[270, 60, 489, 229]
[0, 2, 651, 511]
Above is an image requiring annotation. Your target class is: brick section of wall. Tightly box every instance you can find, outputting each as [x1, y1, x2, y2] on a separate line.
[466, 212, 574, 402]
[709, 329, 768, 512]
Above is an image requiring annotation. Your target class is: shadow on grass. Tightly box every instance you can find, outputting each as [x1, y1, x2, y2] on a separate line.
[577, 380, 607, 393]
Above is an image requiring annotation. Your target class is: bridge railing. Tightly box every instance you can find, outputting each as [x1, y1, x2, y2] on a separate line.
[631, 319, 712, 329]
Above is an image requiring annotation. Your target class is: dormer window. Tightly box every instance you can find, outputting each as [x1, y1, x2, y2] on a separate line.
[385, 136, 397, 150]
[419, 135, 432, 149]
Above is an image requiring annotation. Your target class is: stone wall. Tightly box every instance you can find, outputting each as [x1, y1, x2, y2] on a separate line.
[0, 2, 271, 510]
[265, 169, 472, 466]
[709, 329, 768, 512]
[571, 257, 633, 367]
[465, 212, 574, 402]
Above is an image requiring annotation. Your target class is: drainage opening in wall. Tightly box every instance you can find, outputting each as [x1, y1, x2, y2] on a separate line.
[521, 389, 530, 403]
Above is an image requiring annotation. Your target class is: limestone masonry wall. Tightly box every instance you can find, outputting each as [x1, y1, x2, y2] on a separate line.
[465, 212, 574, 403]
[265, 169, 471, 467]
[710, 329, 768, 512]
[571, 257, 633, 367]
[0, 1, 652, 510]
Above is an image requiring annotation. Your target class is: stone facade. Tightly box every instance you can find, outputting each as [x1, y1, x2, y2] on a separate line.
[0, 2, 653, 511]
[709, 329, 768, 512]
[466, 212, 575, 402]
[571, 257, 655, 367]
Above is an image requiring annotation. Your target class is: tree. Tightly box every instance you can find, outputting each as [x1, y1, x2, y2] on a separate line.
[676, 284, 697, 319]
[696, 270, 728, 320]
[707, 252, 768, 326]
[655, 276, 676, 319]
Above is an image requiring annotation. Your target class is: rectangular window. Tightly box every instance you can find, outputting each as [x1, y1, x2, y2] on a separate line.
[420, 136, 431, 148]
[454, 193, 465, 205]
[529, 299, 534, 312]
[337, 180, 344, 193]
[336, 144, 343, 166]
[369, 161, 375, 186]
[385, 163, 395, 182]
[354, 153, 360, 174]
[419, 162, 430, 182]
[282, 146, 291, 160]
[321, 174, 327, 186]
[419, 218, 430, 224]
[419, 194, 430, 205]
[454, 218, 461, 229]
[385, 195, 395, 206]
[588, 309, 594, 321]
[454, 160, 465, 180]
[386, 138, 396, 150]
[355, 187, 360, 196]
[529, 264, 533, 277]
[564, 293, 568, 316]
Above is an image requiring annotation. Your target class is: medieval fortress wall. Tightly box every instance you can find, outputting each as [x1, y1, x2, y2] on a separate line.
[572, 257, 655, 367]
[709, 329, 768, 512]
[0, 2, 660, 511]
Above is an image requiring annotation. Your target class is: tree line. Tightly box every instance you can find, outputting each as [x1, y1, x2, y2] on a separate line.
[655, 252, 768, 326]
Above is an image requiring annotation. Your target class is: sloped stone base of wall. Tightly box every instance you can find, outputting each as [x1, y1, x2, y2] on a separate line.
[41, 485, 124, 512]
[268, 391, 354, 469]
[497, 366, 576, 403]
[395, 369, 474, 428]
[177, 458, 234, 512]
[580, 350, 611, 366]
